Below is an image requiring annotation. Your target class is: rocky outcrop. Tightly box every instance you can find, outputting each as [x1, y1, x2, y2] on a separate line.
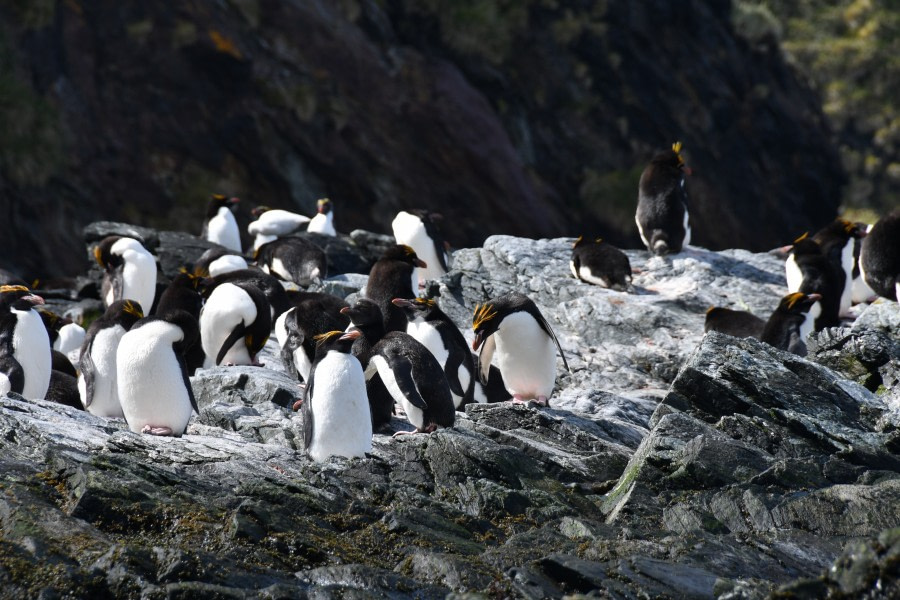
[0, 0, 842, 280]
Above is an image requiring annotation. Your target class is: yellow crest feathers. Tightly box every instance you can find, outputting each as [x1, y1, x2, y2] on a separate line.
[472, 303, 498, 330]
[785, 292, 805, 310]
[793, 232, 809, 244]
[314, 331, 343, 345]
[672, 141, 683, 154]
[0, 285, 29, 293]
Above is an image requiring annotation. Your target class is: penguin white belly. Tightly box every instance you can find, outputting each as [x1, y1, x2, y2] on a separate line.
[799, 301, 821, 343]
[208, 208, 242, 252]
[785, 254, 803, 293]
[851, 275, 876, 304]
[307, 212, 335, 236]
[406, 321, 448, 367]
[274, 310, 290, 348]
[250, 210, 309, 237]
[307, 352, 371, 461]
[294, 347, 312, 381]
[270, 257, 292, 282]
[252, 233, 278, 252]
[682, 205, 691, 248]
[392, 214, 445, 283]
[635, 214, 651, 249]
[493, 312, 557, 399]
[371, 354, 425, 429]
[117, 321, 193, 434]
[79, 325, 127, 418]
[456, 363, 471, 408]
[839, 242, 854, 315]
[0, 374, 10, 397]
[55, 322, 86, 365]
[120, 247, 157, 312]
[12, 308, 51, 400]
[576, 265, 610, 288]
[208, 255, 247, 277]
[200, 283, 257, 368]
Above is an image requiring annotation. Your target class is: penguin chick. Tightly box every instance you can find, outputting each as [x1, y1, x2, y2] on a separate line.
[194, 247, 248, 278]
[302, 330, 372, 462]
[471, 292, 569, 406]
[392, 297, 475, 408]
[117, 310, 200, 436]
[636, 141, 692, 256]
[860, 210, 900, 301]
[784, 235, 842, 330]
[365, 245, 427, 333]
[255, 237, 327, 287]
[201, 194, 242, 252]
[761, 292, 822, 356]
[391, 210, 450, 286]
[0, 285, 51, 400]
[94, 235, 158, 313]
[704, 307, 766, 340]
[307, 198, 336, 236]
[78, 299, 144, 418]
[570, 236, 633, 291]
[199, 281, 271, 368]
[248, 206, 311, 251]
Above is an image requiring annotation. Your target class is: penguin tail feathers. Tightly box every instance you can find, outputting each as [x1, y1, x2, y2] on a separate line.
[652, 238, 670, 256]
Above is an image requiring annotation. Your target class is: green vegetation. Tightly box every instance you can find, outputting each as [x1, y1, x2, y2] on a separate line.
[734, 0, 900, 217]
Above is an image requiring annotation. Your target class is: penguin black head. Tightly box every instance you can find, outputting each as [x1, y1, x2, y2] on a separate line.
[313, 329, 359, 355]
[776, 292, 822, 315]
[341, 298, 384, 328]
[648, 141, 692, 175]
[572, 235, 606, 249]
[471, 302, 500, 351]
[0, 285, 44, 311]
[789, 233, 823, 257]
[38, 309, 64, 342]
[93, 236, 124, 269]
[207, 194, 240, 218]
[380, 245, 427, 268]
[107, 299, 145, 327]
[251, 205, 272, 218]
[316, 198, 332, 215]
[391, 297, 437, 320]
[159, 308, 201, 350]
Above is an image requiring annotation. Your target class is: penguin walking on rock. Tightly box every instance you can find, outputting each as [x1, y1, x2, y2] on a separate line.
[343, 298, 455, 434]
[77, 300, 144, 418]
[0, 285, 51, 400]
[94, 236, 158, 313]
[199, 281, 271, 368]
[248, 206, 311, 251]
[570, 236, 632, 291]
[860, 210, 900, 301]
[636, 141, 692, 256]
[255, 237, 327, 287]
[784, 235, 842, 330]
[201, 194, 242, 252]
[471, 292, 569, 406]
[307, 198, 336, 236]
[391, 210, 450, 287]
[117, 310, 200, 436]
[365, 245, 427, 333]
[760, 292, 822, 356]
[392, 297, 475, 408]
[194, 247, 248, 278]
[704, 307, 766, 340]
[301, 330, 372, 462]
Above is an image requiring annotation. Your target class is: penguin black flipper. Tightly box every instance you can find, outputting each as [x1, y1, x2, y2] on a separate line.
[443, 346, 465, 398]
[216, 322, 248, 366]
[0, 355, 24, 395]
[533, 311, 570, 372]
[382, 351, 429, 410]
[177, 349, 199, 415]
[477, 333, 496, 386]
[302, 372, 315, 450]
[80, 337, 97, 408]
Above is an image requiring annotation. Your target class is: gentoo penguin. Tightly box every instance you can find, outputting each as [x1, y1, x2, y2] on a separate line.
[276, 293, 350, 382]
[343, 298, 455, 434]
[248, 205, 311, 251]
[117, 310, 199, 436]
[307, 198, 336, 236]
[635, 141, 692, 256]
[77, 299, 144, 418]
[471, 292, 569, 406]
[201, 194, 242, 252]
[851, 222, 876, 304]
[255, 237, 327, 287]
[784, 236, 842, 330]
[391, 210, 450, 286]
[812, 218, 867, 316]
[194, 247, 248, 278]
[0, 286, 51, 399]
[704, 307, 766, 340]
[392, 297, 475, 408]
[570, 236, 632, 291]
[301, 330, 372, 462]
[365, 245, 427, 333]
[200, 268, 289, 320]
[94, 235, 158, 313]
[199, 281, 271, 368]
[760, 292, 822, 356]
[860, 210, 900, 301]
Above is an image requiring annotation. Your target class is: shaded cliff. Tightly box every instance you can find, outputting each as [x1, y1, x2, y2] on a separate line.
[0, 0, 842, 278]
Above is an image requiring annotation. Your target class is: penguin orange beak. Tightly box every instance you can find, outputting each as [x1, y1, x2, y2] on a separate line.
[339, 330, 361, 341]
[414, 258, 427, 268]
[339, 306, 351, 315]
[807, 293, 822, 302]
[391, 298, 415, 308]
[472, 330, 484, 351]
[22, 294, 44, 306]
[229, 197, 240, 205]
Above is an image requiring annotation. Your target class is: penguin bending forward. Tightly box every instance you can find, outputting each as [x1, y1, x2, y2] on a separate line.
[94, 236, 158, 313]
[255, 237, 327, 287]
[201, 194, 242, 252]
[635, 141, 692, 256]
[570, 236, 632, 291]
[471, 292, 569, 406]
[760, 292, 822, 357]
[391, 210, 450, 286]
[248, 205, 311, 251]
[200, 281, 271, 368]
[704, 307, 766, 340]
[302, 330, 372, 462]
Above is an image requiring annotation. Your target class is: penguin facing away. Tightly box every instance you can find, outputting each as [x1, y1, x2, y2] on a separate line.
[255, 237, 327, 287]
[117, 310, 200, 436]
[392, 297, 475, 408]
[704, 307, 766, 340]
[391, 210, 450, 286]
[200, 268, 290, 321]
[248, 206, 311, 251]
[78, 299, 144, 418]
[860, 210, 900, 301]
[302, 330, 372, 462]
[365, 245, 427, 333]
[471, 292, 569, 406]
[94, 235, 158, 313]
[307, 198, 336, 236]
[760, 292, 822, 356]
[812, 218, 866, 316]
[0, 285, 51, 400]
[570, 236, 633, 291]
[785, 235, 842, 330]
[199, 281, 271, 368]
[201, 194, 242, 252]
[636, 141, 692, 256]
[851, 222, 877, 304]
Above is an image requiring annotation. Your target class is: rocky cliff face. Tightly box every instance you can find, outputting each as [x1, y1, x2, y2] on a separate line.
[1, 232, 898, 598]
[0, 0, 842, 279]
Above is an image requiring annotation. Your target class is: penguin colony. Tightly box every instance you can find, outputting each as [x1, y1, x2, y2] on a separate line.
[3, 148, 898, 463]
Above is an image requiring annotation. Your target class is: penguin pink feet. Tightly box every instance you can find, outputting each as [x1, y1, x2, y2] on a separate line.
[510, 394, 549, 407]
[141, 425, 175, 436]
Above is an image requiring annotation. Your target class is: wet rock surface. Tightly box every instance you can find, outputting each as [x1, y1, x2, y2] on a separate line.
[2, 235, 899, 599]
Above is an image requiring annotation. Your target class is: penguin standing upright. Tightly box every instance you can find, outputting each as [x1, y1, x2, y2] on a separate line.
[851, 222, 876, 304]
[307, 198, 336, 236]
[248, 206, 311, 251]
[201, 194, 242, 252]
[471, 292, 569, 406]
[392, 297, 475, 408]
[117, 310, 200, 436]
[704, 306, 766, 340]
[77, 299, 144, 418]
[39, 310, 86, 367]
[570, 236, 633, 291]
[635, 142, 692, 256]
[365, 245, 427, 333]
[0, 286, 51, 400]
[812, 218, 866, 316]
[760, 292, 822, 356]
[277, 293, 350, 382]
[255, 237, 327, 287]
[156, 270, 206, 374]
[860, 210, 900, 301]
[94, 235, 158, 313]
[784, 236, 842, 330]
[301, 330, 372, 462]
[391, 210, 450, 286]
[199, 281, 271, 368]
[194, 247, 248, 278]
